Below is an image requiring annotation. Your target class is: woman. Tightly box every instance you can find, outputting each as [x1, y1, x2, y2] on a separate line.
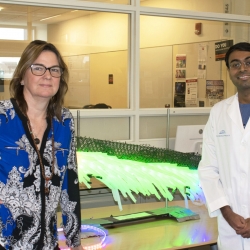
[0, 40, 82, 249]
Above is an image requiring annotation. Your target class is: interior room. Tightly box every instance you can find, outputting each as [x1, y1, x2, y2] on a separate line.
[0, 0, 248, 146]
[0, 0, 249, 249]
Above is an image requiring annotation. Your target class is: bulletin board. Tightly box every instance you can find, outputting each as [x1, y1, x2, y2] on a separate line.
[173, 40, 229, 107]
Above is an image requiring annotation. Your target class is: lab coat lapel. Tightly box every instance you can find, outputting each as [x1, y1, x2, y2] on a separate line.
[227, 93, 243, 129]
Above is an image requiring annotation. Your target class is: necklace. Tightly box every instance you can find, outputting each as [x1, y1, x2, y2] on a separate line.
[34, 137, 40, 145]
[30, 127, 40, 145]
[26, 116, 55, 195]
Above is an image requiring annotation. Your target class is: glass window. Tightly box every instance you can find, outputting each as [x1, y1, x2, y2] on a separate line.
[140, 14, 247, 108]
[140, 116, 168, 139]
[140, 46, 172, 108]
[77, 117, 130, 140]
[0, 3, 129, 109]
[76, 0, 130, 5]
[0, 57, 20, 79]
[140, 0, 249, 16]
[0, 28, 26, 40]
[0, 57, 20, 100]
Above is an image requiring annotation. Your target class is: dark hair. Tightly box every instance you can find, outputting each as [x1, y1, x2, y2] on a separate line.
[9, 40, 69, 120]
[93, 103, 112, 109]
[225, 42, 250, 68]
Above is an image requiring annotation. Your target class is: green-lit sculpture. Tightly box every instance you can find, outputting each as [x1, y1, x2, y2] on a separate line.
[76, 137, 205, 210]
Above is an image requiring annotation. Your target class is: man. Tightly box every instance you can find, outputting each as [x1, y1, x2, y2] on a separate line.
[198, 42, 250, 250]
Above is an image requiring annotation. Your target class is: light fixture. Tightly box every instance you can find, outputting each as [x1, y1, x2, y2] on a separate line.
[40, 15, 61, 21]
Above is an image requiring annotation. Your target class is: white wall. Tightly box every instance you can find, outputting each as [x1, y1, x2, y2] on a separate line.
[47, 12, 128, 55]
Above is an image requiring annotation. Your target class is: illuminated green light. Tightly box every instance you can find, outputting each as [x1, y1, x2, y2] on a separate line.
[76, 137, 205, 210]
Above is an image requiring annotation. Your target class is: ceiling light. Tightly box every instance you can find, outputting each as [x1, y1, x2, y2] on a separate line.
[40, 15, 61, 21]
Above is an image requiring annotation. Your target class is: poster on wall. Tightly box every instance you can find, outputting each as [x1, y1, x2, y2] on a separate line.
[176, 54, 186, 68]
[175, 54, 186, 79]
[174, 55, 187, 107]
[198, 44, 207, 79]
[206, 80, 224, 107]
[175, 69, 186, 78]
[174, 81, 186, 107]
[185, 78, 198, 107]
[215, 40, 233, 61]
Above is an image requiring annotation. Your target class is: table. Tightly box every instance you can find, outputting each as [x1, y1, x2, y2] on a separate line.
[58, 200, 218, 250]
[79, 177, 108, 190]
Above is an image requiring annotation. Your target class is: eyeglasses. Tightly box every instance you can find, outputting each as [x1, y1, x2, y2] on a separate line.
[229, 60, 250, 70]
[30, 64, 63, 78]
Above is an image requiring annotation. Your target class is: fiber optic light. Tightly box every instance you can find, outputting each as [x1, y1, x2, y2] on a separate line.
[58, 224, 107, 250]
[77, 151, 204, 210]
[76, 137, 204, 211]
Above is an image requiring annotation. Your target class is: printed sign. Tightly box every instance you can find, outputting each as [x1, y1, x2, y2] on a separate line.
[215, 40, 233, 61]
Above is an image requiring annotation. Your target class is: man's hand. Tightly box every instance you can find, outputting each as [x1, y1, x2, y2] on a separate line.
[237, 218, 250, 238]
[220, 206, 246, 232]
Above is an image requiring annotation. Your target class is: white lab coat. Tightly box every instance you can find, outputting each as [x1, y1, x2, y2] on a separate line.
[198, 93, 250, 250]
